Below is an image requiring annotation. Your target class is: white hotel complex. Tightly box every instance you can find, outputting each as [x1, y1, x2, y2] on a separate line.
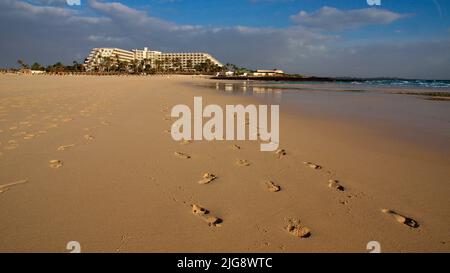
[84, 47, 223, 72]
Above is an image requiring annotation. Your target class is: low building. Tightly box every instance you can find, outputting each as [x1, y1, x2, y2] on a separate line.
[20, 69, 32, 74]
[252, 69, 284, 77]
[31, 70, 46, 74]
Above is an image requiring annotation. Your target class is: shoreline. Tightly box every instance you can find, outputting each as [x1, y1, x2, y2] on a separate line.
[190, 79, 450, 159]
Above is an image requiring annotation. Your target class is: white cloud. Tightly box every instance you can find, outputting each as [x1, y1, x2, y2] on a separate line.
[290, 6, 405, 31]
[67, 16, 111, 24]
[32, 0, 72, 6]
[11, 0, 73, 16]
[86, 35, 124, 42]
[87, 0, 173, 28]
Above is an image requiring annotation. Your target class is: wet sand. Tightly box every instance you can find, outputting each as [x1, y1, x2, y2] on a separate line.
[0, 74, 448, 252]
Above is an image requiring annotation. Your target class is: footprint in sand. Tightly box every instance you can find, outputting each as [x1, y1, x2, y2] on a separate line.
[198, 173, 217, 184]
[20, 132, 30, 138]
[4, 140, 18, 150]
[381, 209, 419, 228]
[23, 133, 36, 140]
[49, 160, 63, 169]
[328, 179, 345, 191]
[181, 139, 192, 145]
[285, 218, 311, 238]
[236, 159, 250, 167]
[57, 144, 75, 151]
[0, 179, 28, 194]
[84, 135, 95, 141]
[19, 121, 31, 126]
[115, 234, 133, 252]
[47, 123, 59, 129]
[231, 144, 241, 150]
[303, 161, 322, 170]
[191, 204, 222, 227]
[174, 152, 191, 159]
[275, 149, 286, 159]
[265, 181, 281, 192]
[12, 131, 26, 137]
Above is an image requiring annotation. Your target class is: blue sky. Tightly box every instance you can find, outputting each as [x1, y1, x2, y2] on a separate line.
[121, 0, 449, 34]
[0, 0, 449, 78]
[131, 0, 448, 28]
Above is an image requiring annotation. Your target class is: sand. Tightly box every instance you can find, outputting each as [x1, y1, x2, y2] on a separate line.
[0, 74, 448, 253]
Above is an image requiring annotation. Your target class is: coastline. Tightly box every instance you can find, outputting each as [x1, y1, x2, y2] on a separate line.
[192, 80, 450, 157]
[0, 74, 448, 252]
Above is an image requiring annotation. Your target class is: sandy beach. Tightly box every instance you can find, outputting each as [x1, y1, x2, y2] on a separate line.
[0, 74, 449, 253]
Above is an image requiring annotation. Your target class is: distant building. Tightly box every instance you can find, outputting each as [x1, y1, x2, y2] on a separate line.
[252, 69, 284, 77]
[20, 69, 32, 74]
[216, 71, 235, 77]
[20, 69, 44, 75]
[85, 48, 135, 70]
[84, 47, 223, 71]
[31, 70, 46, 74]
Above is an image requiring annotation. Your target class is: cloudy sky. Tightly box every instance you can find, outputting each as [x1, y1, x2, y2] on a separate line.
[0, 0, 449, 79]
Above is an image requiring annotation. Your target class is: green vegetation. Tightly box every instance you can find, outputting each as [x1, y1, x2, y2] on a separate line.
[17, 60, 29, 70]
[31, 62, 44, 71]
[5, 59, 248, 75]
[88, 54, 223, 74]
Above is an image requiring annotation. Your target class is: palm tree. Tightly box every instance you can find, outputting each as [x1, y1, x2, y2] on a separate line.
[186, 59, 193, 72]
[155, 59, 163, 73]
[71, 61, 84, 72]
[116, 60, 126, 74]
[54, 62, 65, 72]
[143, 59, 153, 74]
[114, 54, 120, 72]
[172, 57, 182, 72]
[140, 60, 145, 74]
[17, 60, 29, 70]
[31, 62, 43, 71]
[103, 57, 113, 73]
[131, 59, 140, 74]
[163, 57, 172, 72]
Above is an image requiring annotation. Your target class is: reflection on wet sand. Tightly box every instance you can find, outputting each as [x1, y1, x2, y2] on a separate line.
[212, 82, 283, 99]
[194, 80, 450, 157]
[196, 81, 372, 100]
[196, 81, 450, 101]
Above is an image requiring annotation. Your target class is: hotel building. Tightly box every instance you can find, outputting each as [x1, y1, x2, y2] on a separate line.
[84, 47, 223, 71]
[84, 48, 135, 69]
